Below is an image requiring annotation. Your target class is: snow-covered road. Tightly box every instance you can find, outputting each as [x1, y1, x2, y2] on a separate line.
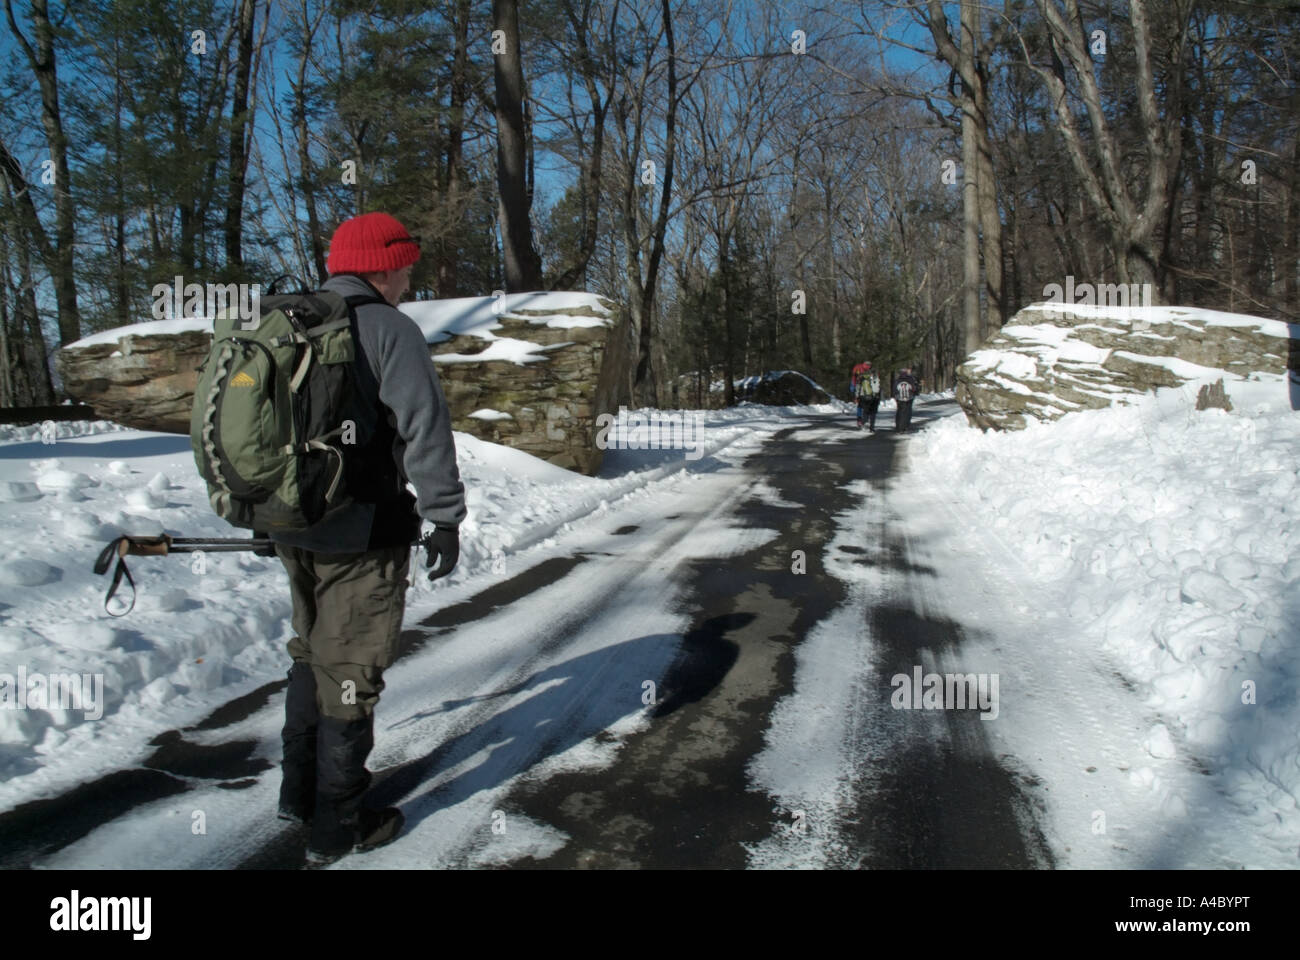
[2, 391, 1296, 869]
[2, 400, 1056, 869]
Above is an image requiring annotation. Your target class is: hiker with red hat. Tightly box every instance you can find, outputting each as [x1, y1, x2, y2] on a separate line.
[850, 360, 881, 432]
[271, 211, 465, 864]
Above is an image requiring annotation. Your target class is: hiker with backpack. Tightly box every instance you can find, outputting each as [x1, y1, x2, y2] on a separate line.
[191, 211, 465, 865]
[893, 367, 921, 432]
[850, 360, 881, 432]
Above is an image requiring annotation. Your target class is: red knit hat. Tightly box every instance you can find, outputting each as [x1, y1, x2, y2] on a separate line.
[326, 212, 420, 274]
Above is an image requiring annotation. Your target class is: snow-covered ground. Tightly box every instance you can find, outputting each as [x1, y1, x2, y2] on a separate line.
[0, 403, 819, 812]
[741, 378, 1299, 869]
[902, 376, 1300, 865]
[2, 359, 1296, 868]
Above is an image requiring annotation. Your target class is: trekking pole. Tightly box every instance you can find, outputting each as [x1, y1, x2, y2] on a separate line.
[92, 534, 275, 617]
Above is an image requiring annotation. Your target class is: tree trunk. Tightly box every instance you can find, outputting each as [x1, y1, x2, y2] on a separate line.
[293, 3, 326, 283]
[926, 276, 943, 389]
[175, 73, 197, 272]
[822, 180, 842, 373]
[959, 0, 982, 356]
[1008, 187, 1022, 314]
[721, 235, 734, 407]
[1287, 124, 1300, 314]
[621, 144, 645, 402]
[925, 0, 1000, 349]
[1028, 0, 1186, 304]
[3, 174, 55, 404]
[551, 0, 610, 292]
[224, 0, 257, 270]
[492, 0, 543, 291]
[631, 0, 677, 408]
[974, 75, 1004, 334]
[192, 55, 230, 275]
[440, 0, 472, 297]
[112, 28, 129, 327]
[789, 139, 813, 366]
[5, 0, 80, 345]
[0, 221, 13, 405]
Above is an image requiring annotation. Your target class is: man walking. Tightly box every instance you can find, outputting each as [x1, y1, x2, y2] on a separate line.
[851, 360, 881, 432]
[849, 360, 868, 427]
[272, 212, 466, 865]
[893, 367, 921, 432]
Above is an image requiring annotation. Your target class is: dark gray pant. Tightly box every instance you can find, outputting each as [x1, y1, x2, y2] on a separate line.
[896, 399, 914, 431]
[859, 397, 880, 430]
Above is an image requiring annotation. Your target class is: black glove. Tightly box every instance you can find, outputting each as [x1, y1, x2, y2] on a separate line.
[251, 530, 277, 557]
[422, 526, 459, 581]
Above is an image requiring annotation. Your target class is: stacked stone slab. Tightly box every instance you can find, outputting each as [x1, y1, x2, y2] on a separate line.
[56, 295, 630, 476]
[56, 331, 211, 435]
[430, 302, 626, 474]
[956, 303, 1298, 431]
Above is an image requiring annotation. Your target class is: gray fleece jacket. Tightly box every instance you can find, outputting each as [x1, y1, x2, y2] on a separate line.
[270, 274, 466, 553]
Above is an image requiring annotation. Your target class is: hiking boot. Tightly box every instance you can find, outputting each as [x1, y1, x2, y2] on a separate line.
[306, 713, 380, 864]
[279, 661, 318, 825]
[306, 807, 405, 865]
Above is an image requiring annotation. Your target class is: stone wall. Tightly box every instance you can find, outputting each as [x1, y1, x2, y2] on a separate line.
[430, 303, 629, 474]
[956, 303, 1298, 431]
[56, 295, 630, 476]
[56, 332, 210, 435]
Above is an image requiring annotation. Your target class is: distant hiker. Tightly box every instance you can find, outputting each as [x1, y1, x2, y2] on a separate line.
[850, 360, 881, 432]
[893, 367, 921, 432]
[271, 213, 466, 864]
[849, 361, 866, 426]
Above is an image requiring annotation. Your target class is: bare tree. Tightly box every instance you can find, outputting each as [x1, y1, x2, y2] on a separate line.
[292, 0, 330, 282]
[920, 0, 1007, 341]
[1017, 0, 1191, 294]
[440, 0, 473, 297]
[0, 170, 54, 402]
[540, 0, 620, 292]
[493, 0, 544, 291]
[610, 0, 696, 406]
[224, 0, 259, 270]
[4, 0, 81, 345]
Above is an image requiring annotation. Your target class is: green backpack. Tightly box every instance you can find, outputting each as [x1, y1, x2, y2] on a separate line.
[190, 281, 384, 532]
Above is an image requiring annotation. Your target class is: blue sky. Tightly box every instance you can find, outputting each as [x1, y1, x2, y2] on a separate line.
[0, 0, 952, 319]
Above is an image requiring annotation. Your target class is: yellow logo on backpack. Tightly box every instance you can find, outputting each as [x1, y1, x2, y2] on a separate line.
[230, 371, 256, 387]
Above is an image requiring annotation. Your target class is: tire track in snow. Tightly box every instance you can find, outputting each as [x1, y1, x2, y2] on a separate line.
[747, 401, 1054, 868]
